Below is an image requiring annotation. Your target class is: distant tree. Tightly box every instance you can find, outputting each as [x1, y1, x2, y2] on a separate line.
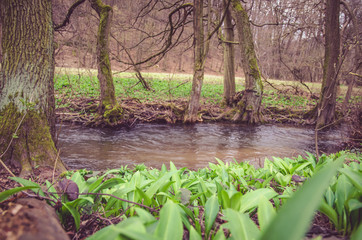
[315, 0, 341, 127]
[231, 0, 263, 123]
[89, 0, 122, 124]
[222, 0, 236, 106]
[0, 0, 67, 176]
[184, 0, 206, 123]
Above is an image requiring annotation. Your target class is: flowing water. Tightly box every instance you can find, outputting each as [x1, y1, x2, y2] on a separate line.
[57, 123, 346, 170]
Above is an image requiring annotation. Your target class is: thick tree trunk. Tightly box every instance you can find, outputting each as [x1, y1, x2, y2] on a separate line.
[0, 0, 67, 175]
[184, 0, 205, 123]
[231, 0, 263, 123]
[222, 0, 236, 106]
[90, 0, 122, 124]
[315, 0, 340, 128]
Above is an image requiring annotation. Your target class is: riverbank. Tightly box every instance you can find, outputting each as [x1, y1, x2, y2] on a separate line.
[54, 70, 361, 148]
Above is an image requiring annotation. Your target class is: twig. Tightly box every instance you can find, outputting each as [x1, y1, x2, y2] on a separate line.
[52, 149, 61, 183]
[0, 157, 16, 178]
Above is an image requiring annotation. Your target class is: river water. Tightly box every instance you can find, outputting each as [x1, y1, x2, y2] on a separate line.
[57, 123, 346, 170]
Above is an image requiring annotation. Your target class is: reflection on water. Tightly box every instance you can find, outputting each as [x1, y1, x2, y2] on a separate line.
[57, 123, 346, 170]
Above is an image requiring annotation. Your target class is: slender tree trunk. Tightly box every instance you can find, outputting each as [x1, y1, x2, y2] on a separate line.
[222, 0, 236, 106]
[0, 0, 67, 175]
[184, 0, 205, 123]
[90, 0, 122, 124]
[341, 0, 361, 112]
[231, 0, 263, 123]
[316, 0, 340, 127]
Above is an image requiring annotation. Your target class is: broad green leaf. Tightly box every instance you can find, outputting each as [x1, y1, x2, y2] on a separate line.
[92, 178, 124, 193]
[230, 192, 242, 211]
[135, 207, 156, 224]
[145, 171, 176, 199]
[155, 200, 183, 240]
[339, 168, 362, 192]
[335, 174, 353, 215]
[170, 162, 181, 192]
[0, 186, 40, 202]
[9, 177, 44, 196]
[259, 155, 345, 240]
[63, 203, 80, 231]
[86, 224, 122, 240]
[348, 199, 362, 212]
[205, 195, 219, 237]
[239, 189, 278, 213]
[319, 199, 338, 227]
[189, 226, 202, 240]
[325, 187, 335, 207]
[351, 223, 362, 240]
[224, 208, 259, 240]
[213, 226, 226, 240]
[257, 195, 276, 230]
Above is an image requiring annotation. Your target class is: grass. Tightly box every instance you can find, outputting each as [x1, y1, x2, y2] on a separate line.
[54, 68, 361, 110]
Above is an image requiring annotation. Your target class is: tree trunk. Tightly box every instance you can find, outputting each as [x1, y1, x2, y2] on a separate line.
[90, 0, 122, 124]
[0, 0, 67, 176]
[231, 0, 263, 123]
[222, 0, 236, 106]
[315, 0, 340, 127]
[341, 0, 361, 112]
[184, 0, 205, 123]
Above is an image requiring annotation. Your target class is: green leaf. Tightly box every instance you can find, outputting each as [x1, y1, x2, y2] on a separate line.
[145, 171, 176, 199]
[63, 203, 80, 231]
[0, 186, 40, 202]
[319, 199, 338, 227]
[9, 177, 45, 196]
[348, 199, 362, 212]
[257, 195, 276, 231]
[189, 226, 202, 240]
[339, 168, 362, 192]
[135, 207, 156, 224]
[224, 208, 260, 240]
[213, 226, 226, 240]
[155, 200, 183, 240]
[239, 189, 278, 213]
[335, 174, 353, 215]
[259, 155, 345, 240]
[219, 190, 230, 209]
[230, 192, 242, 211]
[205, 195, 219, 237]
[351, 223, 362, 240]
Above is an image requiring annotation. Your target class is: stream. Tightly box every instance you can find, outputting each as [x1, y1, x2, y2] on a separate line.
[57, 123, 346, 170]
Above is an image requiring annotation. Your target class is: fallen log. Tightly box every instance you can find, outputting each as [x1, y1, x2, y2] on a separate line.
[0, 198, 69, 240]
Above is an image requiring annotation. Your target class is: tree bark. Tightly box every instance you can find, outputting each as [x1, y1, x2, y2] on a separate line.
[0, 0, 67, 176]
[315, 0, 340, 128]
[90, 0, 122, 124]
[222, 0, 236, 106]
[184, 0, 205, 123]
[231, 0, 263, 123]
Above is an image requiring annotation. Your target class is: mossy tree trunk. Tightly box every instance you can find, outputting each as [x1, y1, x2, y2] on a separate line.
[0, 0, 67, 175]
[222, 0, 236, 106]
[184, 0, 205, 123]
[89, 0, 122, 124]
[231, 0, 263, 124]
[315, 0, 340, 128]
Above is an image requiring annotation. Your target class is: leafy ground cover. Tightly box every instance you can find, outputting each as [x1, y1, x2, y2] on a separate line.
[1, 151, 361, 239]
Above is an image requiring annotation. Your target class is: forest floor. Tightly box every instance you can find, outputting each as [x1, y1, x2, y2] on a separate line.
[0, 165, 347, 240]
